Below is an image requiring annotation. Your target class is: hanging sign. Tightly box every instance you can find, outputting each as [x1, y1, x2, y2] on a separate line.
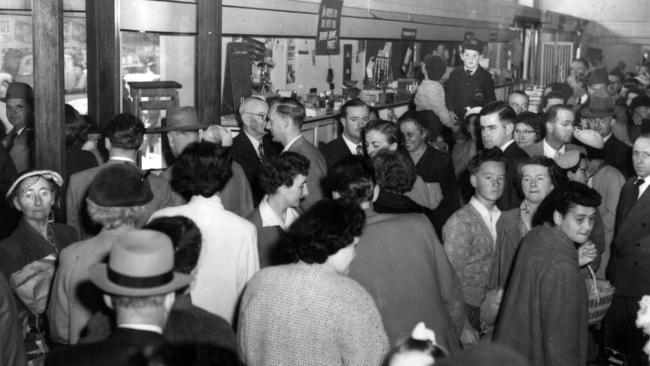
[315, 0, 343, 55]
[401, 28, 417, 40]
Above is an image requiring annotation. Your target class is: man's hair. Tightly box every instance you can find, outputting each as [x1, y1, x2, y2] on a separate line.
[542, 91, 568, 108]
[544, 82, 573, 100]
[271, 97, 305, 126]
[340, 98, 368, 119]
[104, 113, 145, 149]
[466, 147, 506, 175]
[508, 90, 530, 102]
[543, 104, 573, 129]
[479, 101, 517, 126]
[572, 58, 589, 70]
[372, 149, 417, 194]
[259, 152, 310, 195]
[238, 96, 266, 116]
[144, 216, 202, 274]
[171, 141, 233, 201]
[326, 155, 375, 205]
[86, 199, 147, 229]
[532, 181, 602, 227]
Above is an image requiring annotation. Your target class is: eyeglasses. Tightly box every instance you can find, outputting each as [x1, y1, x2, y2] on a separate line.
[633, 151, 650, 160]
[245, 112, 269, 122]
[514, 129, 535, 136]
[18, 188, 53, 203]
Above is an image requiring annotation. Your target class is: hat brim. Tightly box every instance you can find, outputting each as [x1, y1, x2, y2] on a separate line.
[89, 264, 193, 297]
[6, 170, 64, 200]
[581, 108, 615, 118]
[145, 124, 208, 134]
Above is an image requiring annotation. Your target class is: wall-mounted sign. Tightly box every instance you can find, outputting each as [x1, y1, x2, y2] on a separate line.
[315, 0, 343, 55]
[401, 28, 417, 40]
[489, 33, 498, 42]
[464, 32, 474, 41]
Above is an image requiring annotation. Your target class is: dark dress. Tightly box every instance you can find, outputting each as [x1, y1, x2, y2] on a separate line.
[414, 145, 460, 237]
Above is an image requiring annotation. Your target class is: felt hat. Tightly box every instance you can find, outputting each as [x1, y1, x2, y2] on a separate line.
[89, 230, 192, 297]
[465, 106, 482, 117]
[554, 150, 581, 169]
[3, 82, 33, 101]
[6, 170, 63, 199]
[630, 95, 650, 112]
[573, 129, 604, 149]
[581, 96, 615, 118]
[588, 69, 609, 86]
[146, 106, 207, 133]
[87, 163, 153, 207]
[462, 39, 483, 53]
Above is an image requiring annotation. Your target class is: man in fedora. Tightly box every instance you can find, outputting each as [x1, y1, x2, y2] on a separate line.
[581, 94, 633, 178]
[66, 113, 182, 239]
[49, 163, 155, 345]
[149, 106, 255, 217]
[446, 38, 496, 121]
[46, 229, 192, 366]
[3, 81, 34, 173]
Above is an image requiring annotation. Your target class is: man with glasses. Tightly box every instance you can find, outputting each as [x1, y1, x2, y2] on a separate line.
[232, 97, 282, 204]
[581, 95, 633, 178]
[320, 98, 369, 169]
[522, 105, 585, 159]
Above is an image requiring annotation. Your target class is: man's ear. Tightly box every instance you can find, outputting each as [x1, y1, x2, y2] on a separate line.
[103, 294, 114, 310]
[469, 173, 477, 189]
[164, 292, 175, 312]
[506, 122, 515, 137]
[104, 137, 112, 150]
[553, 210, 563, 227]
[332, 191, 341, 199]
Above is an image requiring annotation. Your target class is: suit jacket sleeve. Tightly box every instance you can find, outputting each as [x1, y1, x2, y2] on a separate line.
[47, 248, 75, 344]
[66, 175, 82, 234]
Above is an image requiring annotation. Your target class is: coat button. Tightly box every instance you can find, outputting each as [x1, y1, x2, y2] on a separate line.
[637, 243, 641, 247]
[642, 222, 646, 228]
[634, 261, 639, 266]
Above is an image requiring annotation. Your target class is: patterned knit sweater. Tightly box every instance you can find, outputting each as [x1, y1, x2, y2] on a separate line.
[238, 262, 388, 366]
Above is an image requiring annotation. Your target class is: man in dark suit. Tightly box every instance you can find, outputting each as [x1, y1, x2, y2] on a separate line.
[66, 113, 183, 238]
[605, 133, 650, 365]
[320, 98, 369, 169]
[266, 97, 327, 211]
[3, 82, 34, 173]
[46, 229, 193, 366]
[479, 101, 528, 210]
[582, 95, 634, 178]
[522, 105, 586, 158]
[445, 38, 496, 121]
[231, 97, 282, 205]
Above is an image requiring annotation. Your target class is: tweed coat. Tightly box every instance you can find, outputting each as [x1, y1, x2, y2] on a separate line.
[238, 263, 388, 366]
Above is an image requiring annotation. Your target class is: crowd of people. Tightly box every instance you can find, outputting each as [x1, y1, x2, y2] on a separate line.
[1, 38, 650, 366]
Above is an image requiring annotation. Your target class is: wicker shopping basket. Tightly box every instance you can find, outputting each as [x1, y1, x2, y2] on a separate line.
[586, 265, 615, 326]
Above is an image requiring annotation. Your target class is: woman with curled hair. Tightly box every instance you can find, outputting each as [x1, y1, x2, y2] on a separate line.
[372, 149, 438, 232]
[149, 140, 259, 324]
[238, 199, 388, 366]
[494, 181, 601, 366]
[362, 120, 443, 210]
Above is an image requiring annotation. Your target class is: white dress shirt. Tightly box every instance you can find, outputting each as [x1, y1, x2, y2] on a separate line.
[259, 196, 299, 230]
[470, 196, 501, 245]
[543, 139, 566, 159]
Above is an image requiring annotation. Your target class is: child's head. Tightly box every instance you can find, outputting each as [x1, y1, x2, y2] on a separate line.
[384, 323, 447, 366]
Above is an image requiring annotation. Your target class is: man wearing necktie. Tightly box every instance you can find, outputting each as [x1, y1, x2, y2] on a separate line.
[3, 82, 34, 173]
[445, 38, 496, 122]
[320, 98, 369, 169]
[605, 133, 650, 365]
